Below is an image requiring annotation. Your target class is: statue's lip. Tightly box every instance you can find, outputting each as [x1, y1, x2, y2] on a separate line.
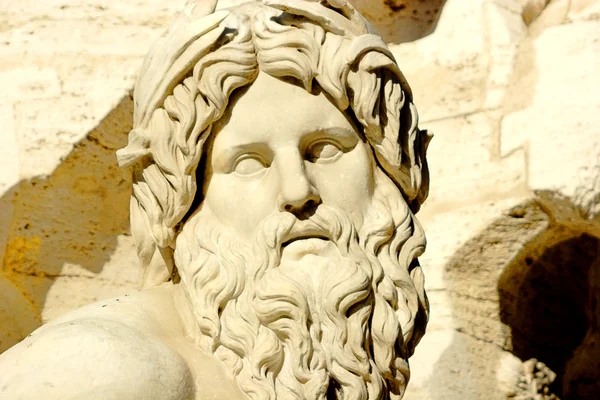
[281, 227, 331, 248]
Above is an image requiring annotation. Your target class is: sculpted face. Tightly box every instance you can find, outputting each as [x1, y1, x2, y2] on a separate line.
[175, 73, 423, 400]
[203, 72, 375, 249]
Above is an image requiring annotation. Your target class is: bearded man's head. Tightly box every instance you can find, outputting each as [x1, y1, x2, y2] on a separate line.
[117, 1, 432, 399]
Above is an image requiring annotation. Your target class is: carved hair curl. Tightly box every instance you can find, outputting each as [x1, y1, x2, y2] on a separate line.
[117, 1, 431, 317]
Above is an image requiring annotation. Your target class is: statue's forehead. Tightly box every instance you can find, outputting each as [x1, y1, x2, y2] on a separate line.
[212, 73, 356, 152]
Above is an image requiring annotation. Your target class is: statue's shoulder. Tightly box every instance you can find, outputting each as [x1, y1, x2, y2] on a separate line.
[0, 286, 195, 400]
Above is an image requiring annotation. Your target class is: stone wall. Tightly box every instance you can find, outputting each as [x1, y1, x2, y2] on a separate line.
[1, 0, 598, 398]
[0, 0, 187, 354]
[391, 1, 600, 398]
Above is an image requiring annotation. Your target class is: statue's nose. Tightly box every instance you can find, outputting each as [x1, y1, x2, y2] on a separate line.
[275, 149, 321, 216]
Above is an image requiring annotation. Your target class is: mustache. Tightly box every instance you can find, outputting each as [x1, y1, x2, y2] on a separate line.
[251, 204, 358, 256]
[245, 204, 361, 285]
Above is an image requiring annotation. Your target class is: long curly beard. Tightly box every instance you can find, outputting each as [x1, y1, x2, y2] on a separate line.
[174, 172, 423, 400]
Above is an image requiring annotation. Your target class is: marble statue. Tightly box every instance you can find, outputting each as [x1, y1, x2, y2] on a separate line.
[0, 1, 432, 399]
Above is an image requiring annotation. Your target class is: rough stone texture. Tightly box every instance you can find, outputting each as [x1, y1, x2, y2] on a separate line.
[389, 0, 600, 398]
[351, 0, 446, 43]
[501, 16, 600, 229]
[0, 0, 599, 398]
[513, 359, 560, 399]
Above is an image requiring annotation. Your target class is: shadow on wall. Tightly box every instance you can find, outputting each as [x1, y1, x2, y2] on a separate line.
[499, 226, 600, 399]
[428, 199, 600, 399]
[0, 94, 134, 353]
[425, 201, 546, 400]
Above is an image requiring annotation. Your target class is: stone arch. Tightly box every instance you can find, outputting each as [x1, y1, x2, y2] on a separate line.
[429, 196, 599, 399]
[498, 210, 600, 399]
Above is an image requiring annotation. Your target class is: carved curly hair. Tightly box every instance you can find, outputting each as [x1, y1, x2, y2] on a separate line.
[117, 0, 431, 285]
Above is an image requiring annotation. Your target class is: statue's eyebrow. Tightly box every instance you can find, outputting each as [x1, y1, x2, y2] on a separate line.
[211, 142, 271, 171]
[317, 126, 357, 137]
[302, 126, 360, 146]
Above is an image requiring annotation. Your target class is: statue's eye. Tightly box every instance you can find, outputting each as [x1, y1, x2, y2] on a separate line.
[233, 155, 268, 175]
[306, 141, 343, 163]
